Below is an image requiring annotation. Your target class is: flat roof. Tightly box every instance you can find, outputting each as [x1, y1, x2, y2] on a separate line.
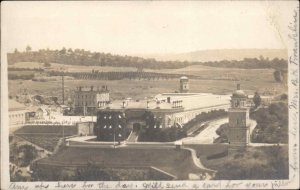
[8, 99, 27, 111]
[101, 93, 230, 111]
[102, 99, 173, 110]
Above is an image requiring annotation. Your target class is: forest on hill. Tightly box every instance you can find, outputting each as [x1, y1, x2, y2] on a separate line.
[8, 47, 287, 70]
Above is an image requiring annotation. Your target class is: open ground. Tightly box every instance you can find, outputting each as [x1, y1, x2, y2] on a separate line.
[8, 62, 286, 101]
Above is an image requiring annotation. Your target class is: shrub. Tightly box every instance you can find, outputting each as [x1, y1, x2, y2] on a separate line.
[251, 102, 288, 143]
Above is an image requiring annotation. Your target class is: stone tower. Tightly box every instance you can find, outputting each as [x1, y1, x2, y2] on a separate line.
[228, 84, 250, 147]
[179, 76, 189, 93]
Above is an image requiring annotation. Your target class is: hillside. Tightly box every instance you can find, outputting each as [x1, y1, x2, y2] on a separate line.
[137, 49, 288, 62]
[8, 48, 287, 70]
[36, 147, 203, 180]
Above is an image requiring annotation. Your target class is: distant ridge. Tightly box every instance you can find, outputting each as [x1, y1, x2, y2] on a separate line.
[136, 49, 288, 62]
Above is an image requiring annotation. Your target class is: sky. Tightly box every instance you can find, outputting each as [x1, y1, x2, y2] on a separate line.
[1, 1, 297, 55]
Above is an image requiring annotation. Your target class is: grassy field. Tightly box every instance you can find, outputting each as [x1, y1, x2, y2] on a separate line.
[8, 61, 287, 102]
[9, 62, 149, 72]
[186, 144, 229, 158]
[9, 78, 286, 102]
[38, 147, 202, 179]
[14, 125, 78, 151]
[185, 144, 288, 180]
[196, 145, 288, 170]
[15, 125, 78, 135]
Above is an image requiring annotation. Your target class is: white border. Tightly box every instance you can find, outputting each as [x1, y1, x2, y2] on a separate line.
[1, 1, 299, 189]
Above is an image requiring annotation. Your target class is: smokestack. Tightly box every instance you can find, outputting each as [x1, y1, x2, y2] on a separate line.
[237, 84, 240, 90]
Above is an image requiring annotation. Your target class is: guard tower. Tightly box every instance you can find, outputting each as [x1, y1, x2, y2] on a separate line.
[228, 84, 250, 148]
[179, 76, 189, 93]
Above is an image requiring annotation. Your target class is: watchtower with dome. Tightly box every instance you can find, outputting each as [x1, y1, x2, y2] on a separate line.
[228, 84, 250, 147]
[179, 76, 189, 93]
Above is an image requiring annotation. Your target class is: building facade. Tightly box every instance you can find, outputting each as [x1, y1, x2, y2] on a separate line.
[227, 84, 250, 147]
[94, 111, 127, 141]
[9, 99, 27, 131]
[77, 122, 94, 136]
[74, 85, 109, 115]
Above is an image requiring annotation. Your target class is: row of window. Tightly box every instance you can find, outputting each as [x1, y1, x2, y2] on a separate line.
[76, 94, 95, 99]
[101, 114, 123, 119]
[102, 124, 123, 129]
[76, 101, 96, 106]
[9, 113, 24, 118]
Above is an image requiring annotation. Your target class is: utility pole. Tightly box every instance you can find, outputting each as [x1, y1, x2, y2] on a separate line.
[63, 124, 65, 139]
[62, 71, 65, 105]
[113, 129, 116, 149]
[113, 113, 116, 148]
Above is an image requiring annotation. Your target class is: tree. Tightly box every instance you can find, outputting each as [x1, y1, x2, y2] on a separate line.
[17, 144, 38, 167]
[273, 70, 283, 83]
[253, 92, 262, 108]
[26, 45, 32, 52]
[60, 47, 66, 54]
[280, 93, 288, 100]
[14, 48, 19, 53]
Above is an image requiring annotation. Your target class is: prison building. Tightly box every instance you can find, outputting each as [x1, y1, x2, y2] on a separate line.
[94, 111, 127, 142]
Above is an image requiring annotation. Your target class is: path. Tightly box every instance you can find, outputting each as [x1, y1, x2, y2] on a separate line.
[126, 131, 139, 142]
[182, 147, 216, 173]
[182, 118, 228, 144]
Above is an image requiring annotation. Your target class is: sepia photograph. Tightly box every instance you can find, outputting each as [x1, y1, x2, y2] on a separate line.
[1, 1, 299, 189]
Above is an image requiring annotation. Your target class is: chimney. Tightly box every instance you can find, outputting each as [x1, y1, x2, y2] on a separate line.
[91, 86, 94, 91]
[237, 84, 240, 90]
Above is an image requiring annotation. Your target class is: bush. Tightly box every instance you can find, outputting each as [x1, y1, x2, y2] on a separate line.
[183, 109, 227, 132]
[280, 93, 288, 100]
[206, 150, 228, 160]
[214, 146, 288, 180]
[251, 102, 288, 143]
[138, 111, 187, 142]
[214, 123, 229, 143]
[16, 144, 38, 167]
